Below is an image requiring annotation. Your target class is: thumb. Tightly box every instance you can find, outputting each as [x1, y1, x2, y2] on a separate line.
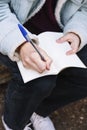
[56, 34, 69, 43]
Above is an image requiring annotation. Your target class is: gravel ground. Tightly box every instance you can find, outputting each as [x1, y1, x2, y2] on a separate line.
[0, 83, 87, 130]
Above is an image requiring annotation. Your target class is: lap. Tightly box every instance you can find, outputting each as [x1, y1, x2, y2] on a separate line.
[0, 45, 87, 87]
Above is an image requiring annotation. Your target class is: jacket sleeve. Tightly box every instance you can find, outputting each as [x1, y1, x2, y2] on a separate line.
[0, 1, 38, 61]
[64, 1, 87, 51]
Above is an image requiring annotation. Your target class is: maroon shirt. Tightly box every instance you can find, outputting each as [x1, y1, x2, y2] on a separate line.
[24, 0, 62, 34]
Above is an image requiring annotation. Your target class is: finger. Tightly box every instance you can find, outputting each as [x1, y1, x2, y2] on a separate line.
[22, 56, 46, 73]
[30, 52, 47, 72]
[36, 47, 53, 70]
[70, 42, 79, 53]
[66, 48, 77, 55]
[66, 49, 76, 55]
[56, 34, 69, 43]
[45, 57, 53, 70]
[40, 51, 53, 70]
[29, 62, 46, 73]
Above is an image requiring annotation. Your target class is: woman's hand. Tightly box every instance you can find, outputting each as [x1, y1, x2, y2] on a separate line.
[18, 42, 52, 73]
[56, 32, 81, 55]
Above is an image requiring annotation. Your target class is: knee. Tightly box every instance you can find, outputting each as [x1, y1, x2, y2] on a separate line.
[35, 76, 56, 97]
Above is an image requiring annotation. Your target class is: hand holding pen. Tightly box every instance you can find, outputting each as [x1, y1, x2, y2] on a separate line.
[18, 24, 52, 73]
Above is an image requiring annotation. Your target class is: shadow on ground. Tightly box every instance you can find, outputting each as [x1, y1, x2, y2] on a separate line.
[0, 83, 87, 130]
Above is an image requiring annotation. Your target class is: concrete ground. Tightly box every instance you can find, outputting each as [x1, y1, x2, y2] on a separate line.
[0, 83, 87, 130]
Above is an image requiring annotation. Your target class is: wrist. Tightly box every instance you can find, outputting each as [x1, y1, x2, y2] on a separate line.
[16, 41, 27, 53]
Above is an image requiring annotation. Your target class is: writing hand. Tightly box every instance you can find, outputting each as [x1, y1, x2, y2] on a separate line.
[56, 32, 81, 55]
[18, 42, 52, 73]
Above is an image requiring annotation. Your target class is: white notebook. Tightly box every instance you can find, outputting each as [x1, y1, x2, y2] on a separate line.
[17, 31, 86, 83]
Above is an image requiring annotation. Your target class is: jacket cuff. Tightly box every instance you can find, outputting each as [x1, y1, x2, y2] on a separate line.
[0, 26, 39, 61]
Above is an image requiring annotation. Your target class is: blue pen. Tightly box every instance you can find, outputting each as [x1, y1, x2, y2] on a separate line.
[18, 24, 46, 61]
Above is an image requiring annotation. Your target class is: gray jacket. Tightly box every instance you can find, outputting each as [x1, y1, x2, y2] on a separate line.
[0, 0, 87, 61]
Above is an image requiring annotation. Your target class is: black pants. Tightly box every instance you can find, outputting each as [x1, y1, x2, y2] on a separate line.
[1, 45, 87, 130]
